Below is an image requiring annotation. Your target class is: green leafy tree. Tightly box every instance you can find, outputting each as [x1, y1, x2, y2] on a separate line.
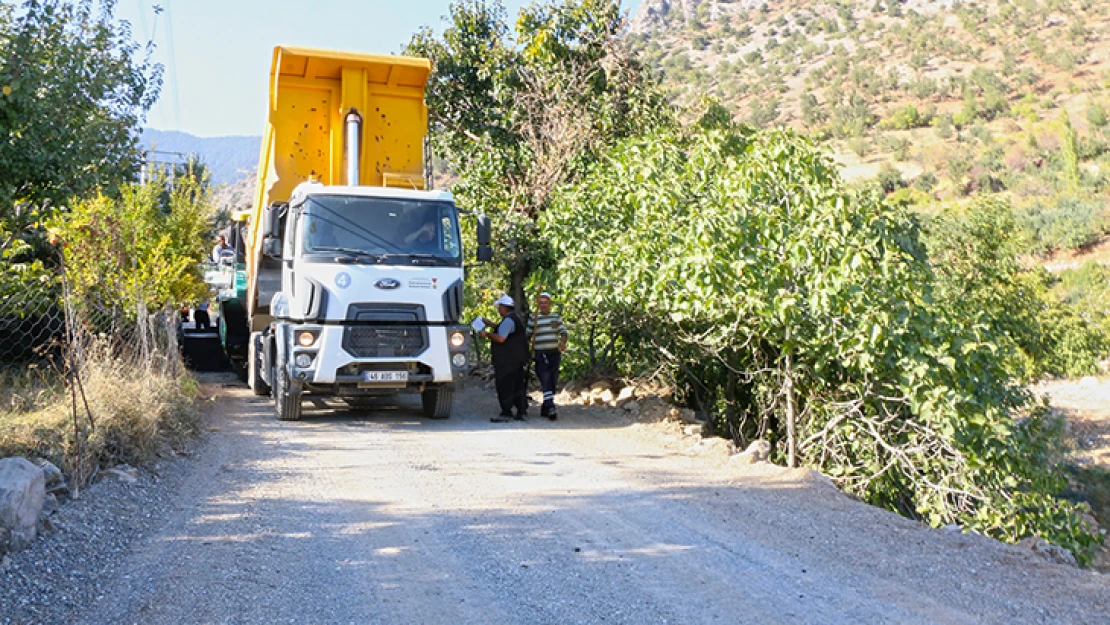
[543, 128, 1100, 562]
[406, 0, 671, 309]
[50, 175, 213, 316]
[0, 0, 161, 243]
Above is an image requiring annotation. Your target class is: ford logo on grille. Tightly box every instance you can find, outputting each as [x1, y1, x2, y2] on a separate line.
[374, 278, 401, 290]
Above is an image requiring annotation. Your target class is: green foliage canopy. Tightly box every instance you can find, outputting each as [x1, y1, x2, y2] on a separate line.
[0, 0, 161, 237]
[50, 176, 213, 315]
[543, 127, 1101, 562]
[406, 0, 671, 309]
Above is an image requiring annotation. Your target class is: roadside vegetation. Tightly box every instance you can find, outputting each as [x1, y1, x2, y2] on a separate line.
[0, 2, 208, 486]
[417, 0, 1107, 564]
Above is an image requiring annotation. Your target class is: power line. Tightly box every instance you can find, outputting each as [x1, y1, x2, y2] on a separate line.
[163, 0, 182, 130]
[150, 4, 166, 124]
[134, 0, 150, 43]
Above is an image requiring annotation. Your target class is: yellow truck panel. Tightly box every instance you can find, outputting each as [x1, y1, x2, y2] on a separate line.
[247, 46, 432, 319]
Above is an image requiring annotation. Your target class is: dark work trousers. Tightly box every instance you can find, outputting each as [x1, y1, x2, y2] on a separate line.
[494, 362, 527, 417]
[534, 351, 561, 413]
[193, 309, 211, 330]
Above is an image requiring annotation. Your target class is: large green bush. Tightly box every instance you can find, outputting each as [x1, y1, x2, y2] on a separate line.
[924, 198, 1108, 381]
[542, 127, 1101, 562]
[1014, 196, 1107, 255]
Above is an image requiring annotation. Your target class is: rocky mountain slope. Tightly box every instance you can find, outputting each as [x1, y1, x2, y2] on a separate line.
[629, 0, 1110, 195]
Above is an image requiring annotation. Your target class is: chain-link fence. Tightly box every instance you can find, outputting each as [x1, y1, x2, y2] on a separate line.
[0, 278, 65, 367]
[0, 268, 180, 374]
[2, 259, 188, 493]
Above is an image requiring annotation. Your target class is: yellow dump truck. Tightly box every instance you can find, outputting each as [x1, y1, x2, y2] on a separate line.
[216, 46, 490, 421]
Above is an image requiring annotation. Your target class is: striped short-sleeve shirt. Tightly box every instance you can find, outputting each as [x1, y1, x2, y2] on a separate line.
[526, 312, 568, 352]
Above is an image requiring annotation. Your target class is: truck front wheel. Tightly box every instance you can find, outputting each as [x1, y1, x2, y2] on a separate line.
[275, 367, 303, 421]
[248, 333, 270, 396]
[421, 384, 454, 419]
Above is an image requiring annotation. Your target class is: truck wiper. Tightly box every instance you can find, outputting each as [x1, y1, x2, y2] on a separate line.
[313, 246, 376, 259]
[406, 253, 441, 266]
[374, 252, 444, 266]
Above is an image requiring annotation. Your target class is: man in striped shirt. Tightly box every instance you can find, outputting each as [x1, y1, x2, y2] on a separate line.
[526, 292, 569, 420]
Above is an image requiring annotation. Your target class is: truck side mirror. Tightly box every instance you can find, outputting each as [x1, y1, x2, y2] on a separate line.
[476, 215, 491, 246]
[262, 203, 283, 239]
[475, 214, 492, 262]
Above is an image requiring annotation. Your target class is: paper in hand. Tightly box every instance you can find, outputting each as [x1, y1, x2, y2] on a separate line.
[470, 317, 486, 332]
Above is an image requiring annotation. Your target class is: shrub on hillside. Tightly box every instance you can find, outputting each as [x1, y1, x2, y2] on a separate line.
[1088, 103, 1108, 129]
[914, 171, 938, 192]
[1014, 196, 1107, 256]
[879, 105, 931, 130]
[875, 162, 906, 193]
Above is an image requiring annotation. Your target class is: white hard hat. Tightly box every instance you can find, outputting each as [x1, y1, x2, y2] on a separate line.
[539, 292, 552, 300]
[494, 295, 515, 308]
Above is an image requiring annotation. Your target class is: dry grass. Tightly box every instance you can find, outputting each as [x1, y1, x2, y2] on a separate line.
[0, 346, 200, 477]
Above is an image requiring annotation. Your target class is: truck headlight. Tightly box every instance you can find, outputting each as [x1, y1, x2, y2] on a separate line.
[295, 353, 313, 368]
[452, 353, 467, 368]
[449, 330, 466, 348]
[297, 330, 317, 347]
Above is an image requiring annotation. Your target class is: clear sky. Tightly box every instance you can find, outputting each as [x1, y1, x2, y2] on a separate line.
[112, 0, 643, 137]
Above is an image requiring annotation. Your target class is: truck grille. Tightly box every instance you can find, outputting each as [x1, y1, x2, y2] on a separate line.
[342, 303, 428, 358]
[342, 326, 428, 358]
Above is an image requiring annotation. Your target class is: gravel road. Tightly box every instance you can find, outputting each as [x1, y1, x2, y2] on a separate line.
[4, 372, 1109, 624]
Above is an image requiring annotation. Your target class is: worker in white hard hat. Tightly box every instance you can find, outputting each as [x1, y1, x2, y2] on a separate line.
[479, 295, 529, 422]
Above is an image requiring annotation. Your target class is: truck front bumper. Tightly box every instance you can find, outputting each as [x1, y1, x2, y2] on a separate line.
[282, 323, 470, 389]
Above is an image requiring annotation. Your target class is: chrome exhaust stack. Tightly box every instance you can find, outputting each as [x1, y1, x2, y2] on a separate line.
[345, 109, 362, 186]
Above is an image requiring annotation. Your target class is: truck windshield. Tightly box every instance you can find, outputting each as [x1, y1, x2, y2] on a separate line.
[301, 195, 461, 266]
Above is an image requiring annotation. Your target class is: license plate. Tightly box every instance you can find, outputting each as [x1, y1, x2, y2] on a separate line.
[362, 370, 408, 383]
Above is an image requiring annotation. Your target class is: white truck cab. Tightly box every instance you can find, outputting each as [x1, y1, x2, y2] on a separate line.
[257, 182, 488, 421]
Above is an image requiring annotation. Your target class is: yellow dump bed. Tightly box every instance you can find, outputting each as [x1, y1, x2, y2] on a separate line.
[245, 46, 432, 318]
[255, 45, 431, 200]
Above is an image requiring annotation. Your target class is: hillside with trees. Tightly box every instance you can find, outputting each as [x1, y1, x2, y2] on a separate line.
[629, 0, 1110, 207]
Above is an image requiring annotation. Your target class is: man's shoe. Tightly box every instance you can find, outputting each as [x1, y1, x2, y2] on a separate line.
[548, 411, 557, 421]
[539, 405, 550, 418]
[491, 414, 513, 423]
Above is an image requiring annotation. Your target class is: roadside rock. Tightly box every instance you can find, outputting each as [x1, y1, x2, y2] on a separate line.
[668, 407, 699, 424]
[731, 440, 772, 465]
[0, 457, 46, 553]
[40, 493, 59, 518]
[1019, 536, 1079, 568]
[35, 459, 64, 487]
[599, 389, 615, 404]
[623, 400, 641, 415]
[614, 387, 636, 408]
[590, 380, 617, 395]
[101, 465, 139, 485]
[691, 437, 733, 458]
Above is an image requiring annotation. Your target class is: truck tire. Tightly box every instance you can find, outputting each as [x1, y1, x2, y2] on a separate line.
[275, 367, 303, 421]
[230, 358, 248, 383]
[248, 333, 270, 396]
[421, 384, 454, 419]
